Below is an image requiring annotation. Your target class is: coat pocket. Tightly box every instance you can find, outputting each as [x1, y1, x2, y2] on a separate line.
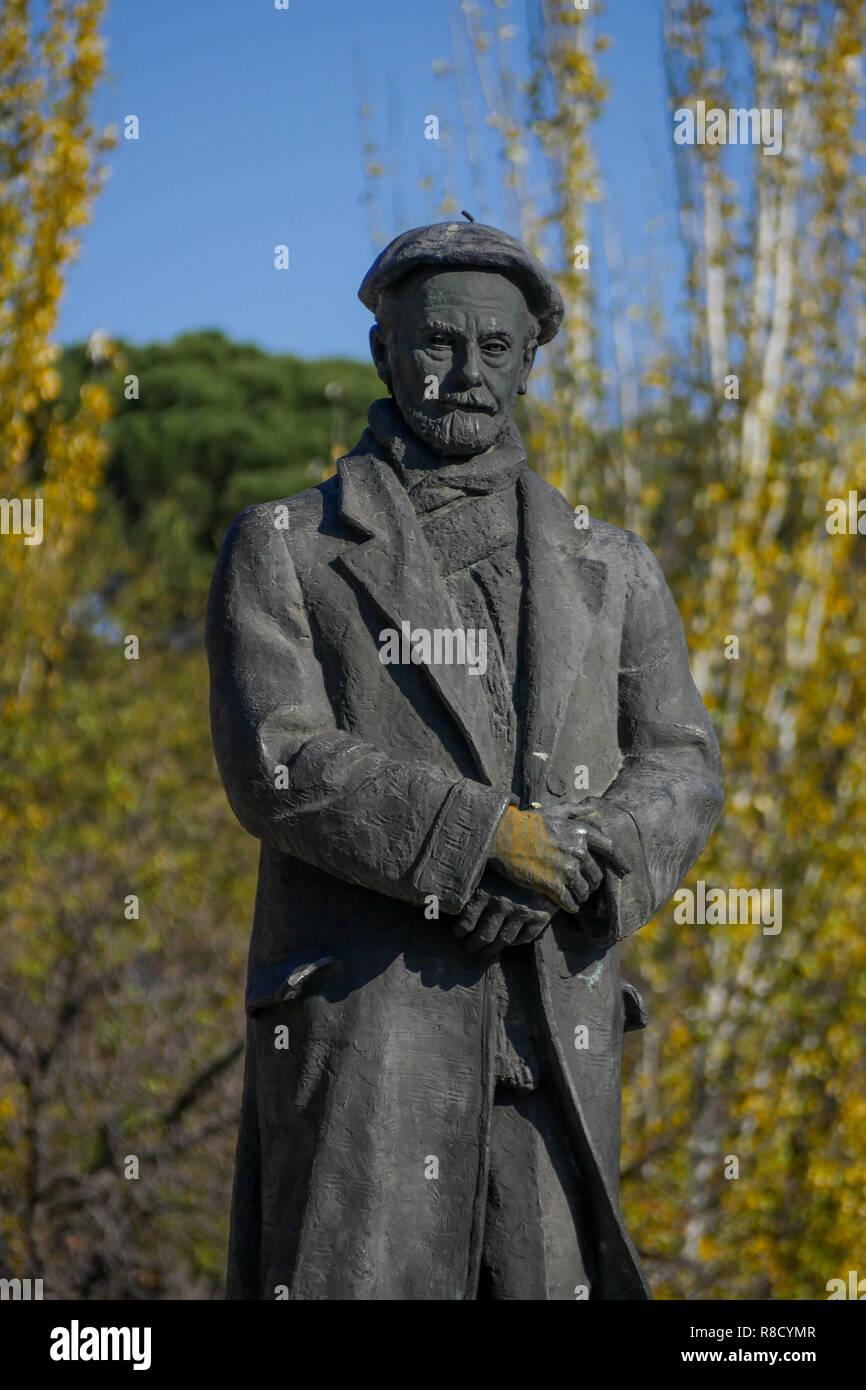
[621, 979, 648, 1032]
[246, 954, 336, 1016]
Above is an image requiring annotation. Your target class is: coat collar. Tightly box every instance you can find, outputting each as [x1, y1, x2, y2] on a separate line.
[336, 424, 606, 797]
[516, 469, 607, 805]
[337, 446, 504, 784]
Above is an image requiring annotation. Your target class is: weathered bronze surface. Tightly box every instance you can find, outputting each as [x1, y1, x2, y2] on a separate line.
[206, 220, 723, 1300]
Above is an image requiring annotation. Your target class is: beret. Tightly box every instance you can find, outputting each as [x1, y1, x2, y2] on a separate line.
[358, 220, 564, 345]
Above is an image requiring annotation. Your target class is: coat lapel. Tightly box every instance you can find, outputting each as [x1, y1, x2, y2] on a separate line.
[337, 448, 503, 786]
[518, 470, 608, 806]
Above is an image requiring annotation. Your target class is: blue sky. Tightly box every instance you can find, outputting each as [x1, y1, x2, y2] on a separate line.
[59, 0, 682, 363]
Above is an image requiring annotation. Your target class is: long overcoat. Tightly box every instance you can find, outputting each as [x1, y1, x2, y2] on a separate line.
[206, 430, 724, 1300]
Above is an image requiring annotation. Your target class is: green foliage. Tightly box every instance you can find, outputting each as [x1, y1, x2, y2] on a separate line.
[52, 332, 380, 622]
[1, 328, 377, 1295]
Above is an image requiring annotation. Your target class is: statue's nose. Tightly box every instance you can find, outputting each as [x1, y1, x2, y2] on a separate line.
[456, 342, 483, 387]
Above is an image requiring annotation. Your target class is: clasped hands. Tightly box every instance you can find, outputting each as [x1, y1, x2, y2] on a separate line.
[451, 803, 632, 961]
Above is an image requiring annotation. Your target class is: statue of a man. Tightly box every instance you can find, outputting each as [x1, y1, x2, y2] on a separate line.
[206, 221, 723, 1300]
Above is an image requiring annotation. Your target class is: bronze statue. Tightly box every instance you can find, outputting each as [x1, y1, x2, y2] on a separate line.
[206, 220, 723, 1300]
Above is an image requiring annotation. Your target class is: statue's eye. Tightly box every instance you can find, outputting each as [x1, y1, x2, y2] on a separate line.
[482, 339, 508, 355]
[426, 333, 450, 348]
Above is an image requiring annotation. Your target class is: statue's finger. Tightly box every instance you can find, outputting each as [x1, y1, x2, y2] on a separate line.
[452, 892, 488, 938]
[576, 851, 603, 892]
[463, 905, 507, 955]
[584, 827, 632, 877]
[564, 821, 632, 878]
[564, 861, 591, 905]
[513, 914, 552, 945]
[497, 910, 538, 946]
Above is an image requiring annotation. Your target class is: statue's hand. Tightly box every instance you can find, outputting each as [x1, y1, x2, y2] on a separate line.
[488, 805, 626, 913]
[451, 872, 554, 961]
[544, 807, 633, 879]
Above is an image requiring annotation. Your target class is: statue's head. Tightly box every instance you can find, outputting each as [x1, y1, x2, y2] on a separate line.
[359, 222, 563, 458]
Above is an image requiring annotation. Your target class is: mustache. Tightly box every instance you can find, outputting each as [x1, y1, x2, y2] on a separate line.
[435, 392, 498, 414]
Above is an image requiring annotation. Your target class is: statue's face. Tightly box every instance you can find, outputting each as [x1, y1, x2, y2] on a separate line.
[372, 268, 537, 457]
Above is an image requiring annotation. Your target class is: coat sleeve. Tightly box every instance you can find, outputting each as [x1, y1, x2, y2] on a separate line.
[205, 502, 511, 914]
[574, 529, 724, 941]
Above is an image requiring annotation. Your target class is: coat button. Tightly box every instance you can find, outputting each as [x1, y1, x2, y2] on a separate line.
[546, 771, 568, 796]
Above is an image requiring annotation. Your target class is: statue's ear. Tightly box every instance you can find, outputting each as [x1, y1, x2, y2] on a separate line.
[518, 340, 537, 395]
[369, 325, 392, 389]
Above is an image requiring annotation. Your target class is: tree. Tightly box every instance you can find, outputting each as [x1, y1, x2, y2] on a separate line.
[54, 332, 380, 627]
[0, 8, 381, 1287]
[0, 0, 114, 1284]
[0, 5, 297, 1298]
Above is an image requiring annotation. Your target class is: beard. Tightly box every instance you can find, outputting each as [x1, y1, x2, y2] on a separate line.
[398, 403, 508, 456]
[390, 373, 514, 458]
